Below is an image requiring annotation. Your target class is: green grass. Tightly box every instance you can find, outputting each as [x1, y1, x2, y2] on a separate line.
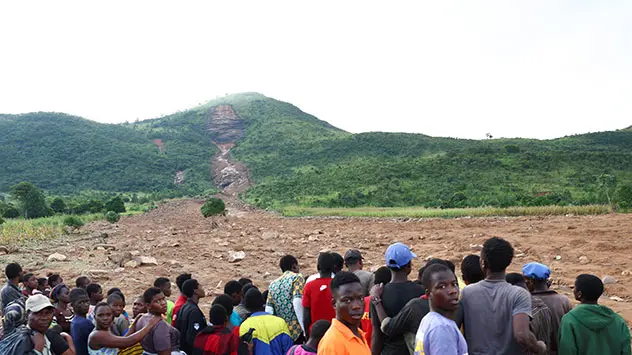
[0, 214, 104, 245]
[281, 204, 613, 218]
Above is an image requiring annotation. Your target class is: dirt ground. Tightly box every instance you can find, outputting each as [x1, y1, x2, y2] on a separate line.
[8, 199, 632, 324]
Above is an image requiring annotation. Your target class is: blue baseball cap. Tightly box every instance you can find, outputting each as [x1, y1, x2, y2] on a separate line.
[522, 262, 550, 280]
[385, 242, 417, 268]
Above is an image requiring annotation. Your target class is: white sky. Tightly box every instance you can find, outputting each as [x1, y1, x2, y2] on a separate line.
[1, 1, 631, 139]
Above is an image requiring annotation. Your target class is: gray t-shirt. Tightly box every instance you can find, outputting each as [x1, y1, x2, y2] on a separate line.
[353, 269, 373, 296]
[461, 280, 532, 355]
[415, 311, 468, 355]
[136, 314, 180, 353]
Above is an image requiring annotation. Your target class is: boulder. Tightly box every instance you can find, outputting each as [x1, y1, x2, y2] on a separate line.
[134, 256, 158, 266]
[108, 252, 133, 267]
[602, 275, 617, 285]
[578, 256, 590, 265]
[124, 260, 140, 268]
[261, 232, 277, 240]
[228, 251, 245, 263]
[47, 253, 67, 262]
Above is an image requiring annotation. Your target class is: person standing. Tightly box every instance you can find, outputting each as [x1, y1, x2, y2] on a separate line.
[459, 237, 546, 354]
[287, 319, 331, 355]
[344, 250, 373, 296]
[558, 274, 631, 355]
[266, 255, 306, 343]
[21, 273, 38, 297]
[193, 304, 240, 355]
[302, 252, 336, 337]
[135, 287, 182, 354]
[174, 279, 207, 355]
[154, 277, 176, 325]
[171, 273, 192, 326]
[26, 294, 75, 355]
[1, 262, 25, 310]
[241, 288, 294, 355]
[318, 272, 370, 355]
[70, 288, 95, 355]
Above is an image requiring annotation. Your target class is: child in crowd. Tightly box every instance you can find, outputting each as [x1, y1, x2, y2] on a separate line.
[559, 274, 631, 355]
[35, 277, 48, 295]
[287, 319, 331, 355]
[86, 283, 104, 322]
[21, 273, 38, 296]
[107, 292, 129, 335]
[193, 304, 240, 354]
[70, 287, 95, 355]
[76, 276, 91, 289]
[154, 277, 176, 324]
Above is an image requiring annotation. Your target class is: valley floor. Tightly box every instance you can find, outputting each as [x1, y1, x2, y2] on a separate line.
[5, 199, 632, 324]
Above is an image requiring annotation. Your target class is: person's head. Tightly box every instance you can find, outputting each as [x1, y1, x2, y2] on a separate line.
[242, 283, 258, 298]
[75, 276, 91, 289]
[506, 273, 528, 290]
[176, 273, 192, 294]
[307, 319, 331, 347]
[154, 277, 172, 298]
[69, 288, 91, 316]
[279, 255, 299, 273]
[317, 252, 335, 275]
[212, 294, 234, 315]
[522, 262, 551, 292]
[422, 264, 459, 313]
[344, 249, 364, 271]
[107, 293, 125, 317]
[48, 274, 62, 288]
[25, 294, 55, 333]
[332, 253, 344, 273]
[107, 287, 122, 296]
[143, 287, 167, 315]
[330, 271, 364, 326]
[51, 284, 70, 304]
[373, 266, 392, 285]
[5, 262, 23, 283]
[224, 280, 243, 305]
[238, 278, 252, 287]
[418, 259, 452, 283]
[461, 255, 485, 285]
[480, 237, 514, 275]
[93, 302, 115, 330]
[86, 283, 103, 304]
[244, 288, 265, 312]
[132, 296, 147, 317]
[574, 274, 604, 304]
[209, 304, 228, 326]
[37, 278, 48, 292]
[183, 279, 205, 300]
[385, 242, 417, 276]
[23, 273, 38, 290]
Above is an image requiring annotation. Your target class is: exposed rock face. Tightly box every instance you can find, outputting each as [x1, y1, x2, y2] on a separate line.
[207, 105, 247, 144]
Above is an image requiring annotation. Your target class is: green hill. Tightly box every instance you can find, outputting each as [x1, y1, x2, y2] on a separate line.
[2, 93, 632, 209]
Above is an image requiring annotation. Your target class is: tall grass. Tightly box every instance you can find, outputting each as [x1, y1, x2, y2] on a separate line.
[0, 214, 104, 245]
[281, 205, 612, 218]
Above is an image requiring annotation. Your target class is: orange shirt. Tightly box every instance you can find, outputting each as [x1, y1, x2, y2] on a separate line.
[318, 318, 371, 355]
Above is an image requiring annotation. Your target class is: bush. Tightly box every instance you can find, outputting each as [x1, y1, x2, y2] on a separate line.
[105, 197, 126, 213]
[105, 211, 120, 223]
[201, 198, 226, 217]
[63, 216, 84, 229]
[0, 216, 4, 225]
[50, 197, 67, 214]
[2, 206, 20, 219]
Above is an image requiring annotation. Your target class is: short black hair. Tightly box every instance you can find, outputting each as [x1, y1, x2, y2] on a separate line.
[69, 288, 88, 303]
[176, 273, 192, 292]
[38, 278, 47, 287]
[154, 277, 170, 288]
[482, 237, 514, 272]
[143, 287, 163, 304]
[317, 252, 335, 274]
[332, 253, 344, 273]
[330, 271, 361, 294]
[506, 273, 526, 287]
[182, 279, 199, 298]
[279, 255, 298, 272]
[106, 288, 125, 303]
[75, 276, 90, 288]
[224, 280, 242, 296]
[310, 319, 331, 341]
[238, 278, 252, 286]
[418, 259, 452, 280]
[107, 293, 123, 304]
[244, 288, 265, 311]
[5, 263, 22, 280]
[242, 283, 257, 296]
[209, 304, 228, 326]
[388, 261, 412, 272]
[421, 264, 452, 291]
[212, 294, 234, 315]
[575, 274, 604, 302]
[93, 302, 111, 317]
[373, 266, 392, 285]
[22, 273, 34, 283]
[86, 283, 102, 297]
[48, 274, 61, 285]
[461, 255, 484, 284]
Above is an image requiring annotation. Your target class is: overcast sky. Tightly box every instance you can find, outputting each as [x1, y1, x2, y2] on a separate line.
[1, 1, 631, 139]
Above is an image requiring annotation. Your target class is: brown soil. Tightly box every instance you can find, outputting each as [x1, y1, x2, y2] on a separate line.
[11, 201, 632, 323]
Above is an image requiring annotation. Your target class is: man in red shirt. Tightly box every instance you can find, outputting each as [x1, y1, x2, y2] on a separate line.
[170, 273, 192, 326]
[361, 266, 392, 348]
[302, 252, 336, 338]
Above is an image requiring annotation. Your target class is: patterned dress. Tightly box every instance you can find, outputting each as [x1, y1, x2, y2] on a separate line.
[267, 271, 305, 341]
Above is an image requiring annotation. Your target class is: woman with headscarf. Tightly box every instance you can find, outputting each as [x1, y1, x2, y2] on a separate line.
[50, 283, 74, 333]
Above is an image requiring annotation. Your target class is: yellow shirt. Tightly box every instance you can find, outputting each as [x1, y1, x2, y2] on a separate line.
[318, 318, 371, 355]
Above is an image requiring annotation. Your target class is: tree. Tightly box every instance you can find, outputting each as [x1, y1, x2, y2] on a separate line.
[616, 184, 632, 209]
[1, 205, 20, 218]
[105, 196, 126, 213]
[597, 174, 617, 205]
[50, 197, 67, 214]
[201, 198, 226, 217]
[10, 182, 50, 219]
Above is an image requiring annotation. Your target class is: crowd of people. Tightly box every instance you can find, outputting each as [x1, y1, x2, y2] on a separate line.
[0, 236, 630, 354]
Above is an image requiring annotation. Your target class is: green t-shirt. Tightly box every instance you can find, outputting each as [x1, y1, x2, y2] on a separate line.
[166, 300, 175, 324]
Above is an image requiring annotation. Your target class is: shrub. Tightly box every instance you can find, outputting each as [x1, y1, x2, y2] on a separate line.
[50, 197, 67, 214]
[0, 216, 4, 225]
[2, 206, 20, 219]
[201, 198, 226, 217]
[105, 211, 120, 223]
[63, 216, 84, 229]
[105, 197, 126, 213]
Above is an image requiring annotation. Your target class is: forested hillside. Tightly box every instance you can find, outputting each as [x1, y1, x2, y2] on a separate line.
[2, 93, 632, 209]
